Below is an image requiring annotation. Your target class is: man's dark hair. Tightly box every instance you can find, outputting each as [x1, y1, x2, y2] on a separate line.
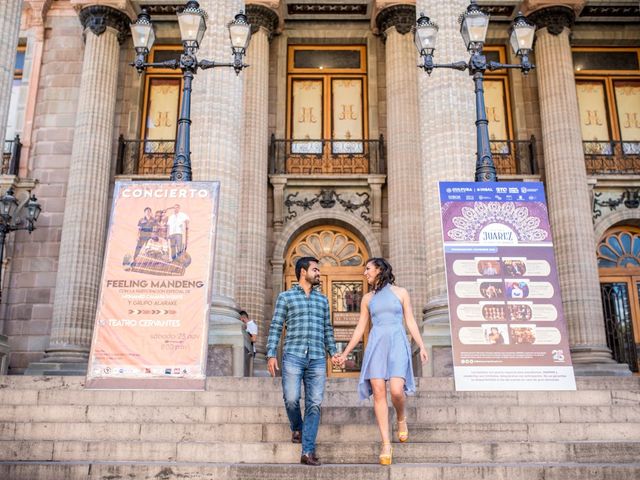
[367, 257, 395, 292]
[239, 310, 248, 318]
[295, 256, 319, 281]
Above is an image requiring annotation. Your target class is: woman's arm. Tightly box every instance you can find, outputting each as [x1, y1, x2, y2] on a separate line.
[395, 287, 429, 363]
[337, 293, 372, 359]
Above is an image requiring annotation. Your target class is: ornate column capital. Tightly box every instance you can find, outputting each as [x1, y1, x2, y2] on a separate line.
[78, 5, 131, 44]
[246, 3, 280, 40]
[528, 5, 576, 35]
[375, 4, 416, 40]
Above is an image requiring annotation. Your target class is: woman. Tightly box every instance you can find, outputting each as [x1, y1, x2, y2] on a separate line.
[336, 258, 428, 465]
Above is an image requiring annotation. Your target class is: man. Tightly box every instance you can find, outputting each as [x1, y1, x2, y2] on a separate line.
[240, 310, 257, 377]
[266, 257, 340, 466]
[167, 204, 189, 260]
[134, 207, 156, 260]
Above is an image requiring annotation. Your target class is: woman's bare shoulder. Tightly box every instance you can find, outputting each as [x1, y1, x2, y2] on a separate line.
[389, 285, 408, 297]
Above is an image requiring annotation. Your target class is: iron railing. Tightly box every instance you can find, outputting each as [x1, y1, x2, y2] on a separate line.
[600, 282, 639, 373]
[117, 136, 175, 176]
[2, 134, 21, 175]
[269, 135, 386, 175]
[584, 141, 640, 175]
[490, 136, 537, 175]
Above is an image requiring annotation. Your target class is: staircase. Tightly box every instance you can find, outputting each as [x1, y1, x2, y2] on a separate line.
[1, 375, 640, 479]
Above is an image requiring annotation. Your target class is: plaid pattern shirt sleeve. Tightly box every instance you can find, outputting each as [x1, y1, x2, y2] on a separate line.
[267, 286, 337, 360]
[323, 296, 338, 357]
[266, 292, 287, 358]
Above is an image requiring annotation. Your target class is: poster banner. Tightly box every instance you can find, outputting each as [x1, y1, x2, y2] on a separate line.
[86, 181, 219, 390]
[439, 181, 576, 391]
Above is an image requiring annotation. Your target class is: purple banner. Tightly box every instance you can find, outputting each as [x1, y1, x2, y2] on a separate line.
[440, 181, 576, 391]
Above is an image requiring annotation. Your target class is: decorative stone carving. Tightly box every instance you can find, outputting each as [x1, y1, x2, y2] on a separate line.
[528, 6, 575, 35]
[376, 4, 416, 39]
[593, 188, 640, 220]
[78, 5, 131, 44]
[284, 190, 371, 223]
[246, 3, 279, 39]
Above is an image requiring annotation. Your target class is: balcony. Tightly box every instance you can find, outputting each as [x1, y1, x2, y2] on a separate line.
[584, 141, 640, 175]
[116, 136, 174, 176]
[490, 136, 538, 175]
[116, 135, 538, 177]
[2, 134, 21, 175]
[269, 136, 386, 175]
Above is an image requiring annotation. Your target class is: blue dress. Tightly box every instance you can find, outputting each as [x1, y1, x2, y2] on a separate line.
[358, 284, 416, 401]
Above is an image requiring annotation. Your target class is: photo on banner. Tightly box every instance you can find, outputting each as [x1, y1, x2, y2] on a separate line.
[439, 181, 576, 391]
[86, 181, 219, 390]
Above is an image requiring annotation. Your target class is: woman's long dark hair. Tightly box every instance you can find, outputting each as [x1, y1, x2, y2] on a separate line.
[367, 257, 395, 293]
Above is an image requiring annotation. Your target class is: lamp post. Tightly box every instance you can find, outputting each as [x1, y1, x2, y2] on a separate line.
[130, 1, 252, 181]
[414, 1, 536, 182]
[0, 189, 41, 301]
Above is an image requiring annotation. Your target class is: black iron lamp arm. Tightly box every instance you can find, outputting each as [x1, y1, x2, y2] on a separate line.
[419, 52, 534, 76]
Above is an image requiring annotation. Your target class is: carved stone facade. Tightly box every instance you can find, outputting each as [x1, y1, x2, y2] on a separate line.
[0, 0, 639, 378]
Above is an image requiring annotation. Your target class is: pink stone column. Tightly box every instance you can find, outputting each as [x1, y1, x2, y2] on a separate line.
[528, 4, 628, 375]
[31, 5, 130, 373]
[190, 0, 246, 376]
[0, 0, 23, 145]
[376, 4, 428, 322]
[416, 0, 476, 375]
[235, 4, 279, 367]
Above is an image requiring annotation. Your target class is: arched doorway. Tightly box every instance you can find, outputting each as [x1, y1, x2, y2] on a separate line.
[597, 226, 640, 372]
[284, 225, 370, 377]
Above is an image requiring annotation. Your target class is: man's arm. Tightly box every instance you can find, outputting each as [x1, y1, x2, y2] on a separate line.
[322, 297, 338, 357]
[266, 293, 287, 358]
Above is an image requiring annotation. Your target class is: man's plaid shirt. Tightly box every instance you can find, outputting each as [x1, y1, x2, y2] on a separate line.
[266, 285, 337, 360]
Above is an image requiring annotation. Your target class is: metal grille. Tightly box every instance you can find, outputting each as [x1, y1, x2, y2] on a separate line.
[585, 141, 640, 174]
[600, 282, 639, 372]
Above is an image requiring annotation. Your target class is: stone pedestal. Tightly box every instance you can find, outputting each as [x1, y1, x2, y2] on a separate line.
[190, 0, 245, 377]
[376, 5, 428, 322]
[528, 5, 629, 376]
[27, 5, 130, 375]
[0, 0, 22, 145]
[235, 5, 279, 370]
[416, 0, 476, 375]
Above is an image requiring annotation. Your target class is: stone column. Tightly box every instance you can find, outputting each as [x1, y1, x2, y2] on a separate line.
[235, 4, 278, 372]
[527, 4, 628, 375]
[376, 4, 428, 322]
[416, 0, 476, 376]
[0, 0, 23, 145]
[190, 0, 246, 376]
[27, 5, 130, 374]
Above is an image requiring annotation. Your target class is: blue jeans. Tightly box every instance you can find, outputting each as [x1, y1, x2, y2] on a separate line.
[281, 352, 326, 455]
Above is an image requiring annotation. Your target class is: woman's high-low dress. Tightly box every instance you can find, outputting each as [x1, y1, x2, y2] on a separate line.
[358, 284, 416, 401]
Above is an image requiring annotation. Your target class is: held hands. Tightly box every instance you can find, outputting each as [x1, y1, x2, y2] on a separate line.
[332, 353, 347, 367]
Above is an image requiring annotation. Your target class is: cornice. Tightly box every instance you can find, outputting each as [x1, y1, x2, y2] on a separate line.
[78, 4, 131, 44]
[528, 5, 576, 35]
[246, 3, 280, 40]
[375, 4, 416, 40]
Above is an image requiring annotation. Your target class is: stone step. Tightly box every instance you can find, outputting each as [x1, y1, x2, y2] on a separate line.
[2, 461, 638, 480]
[2, 375, 639, 393]
[0, 387, 633, 408]
[2, 403, 640, 425]
[4, 421, 640, 444]
[2, 439, 640, 464]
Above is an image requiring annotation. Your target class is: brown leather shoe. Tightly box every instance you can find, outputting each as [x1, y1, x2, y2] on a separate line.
[300, 453, 321, 466]
[291, 430, 301, 443]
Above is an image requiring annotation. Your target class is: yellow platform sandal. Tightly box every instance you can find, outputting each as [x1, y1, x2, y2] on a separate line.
[397, 417, 409, 443]
[379, 443, 393, 466]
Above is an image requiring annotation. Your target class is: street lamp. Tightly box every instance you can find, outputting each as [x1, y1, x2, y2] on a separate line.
[0, 189, 41, 301]
[130, 1, 252, 181]
[415, 1, 535, 182]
